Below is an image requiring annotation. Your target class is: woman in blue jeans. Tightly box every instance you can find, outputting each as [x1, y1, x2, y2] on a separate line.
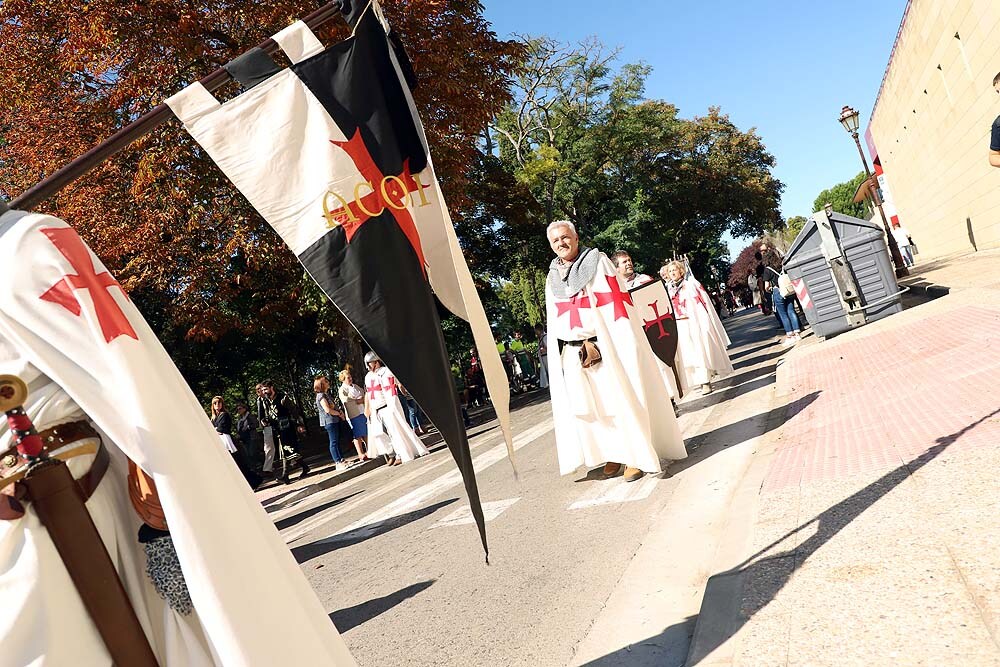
[772, 285, 802, 345]
[759, 243, 801, 345]
[314, 376, 346, 469]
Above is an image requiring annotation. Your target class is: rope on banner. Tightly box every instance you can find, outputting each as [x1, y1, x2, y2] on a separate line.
[10, 2, 344, 211]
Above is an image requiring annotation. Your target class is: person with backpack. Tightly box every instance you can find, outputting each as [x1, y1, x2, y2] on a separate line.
[758, 243, 801, 346]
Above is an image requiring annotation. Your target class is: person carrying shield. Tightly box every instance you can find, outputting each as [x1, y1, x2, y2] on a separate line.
[544, 221, 686, 483]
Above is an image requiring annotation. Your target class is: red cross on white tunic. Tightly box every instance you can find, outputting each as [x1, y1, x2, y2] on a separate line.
[38, 227, 138, 343]
[382, 375, 397, 396]
[593, 274, 633, 321]
[555, 293, 592, 330]
[367, 378, 381, 401]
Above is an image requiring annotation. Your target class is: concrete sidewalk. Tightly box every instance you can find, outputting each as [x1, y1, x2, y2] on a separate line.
[688, 275, 1000, 663]
[899, 246, 1000, 297]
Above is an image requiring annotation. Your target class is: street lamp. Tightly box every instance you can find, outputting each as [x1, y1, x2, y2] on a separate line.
[838, 106, 908, 277]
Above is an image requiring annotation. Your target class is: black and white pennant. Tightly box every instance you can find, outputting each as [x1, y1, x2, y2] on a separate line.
[166, 4, 511, 556]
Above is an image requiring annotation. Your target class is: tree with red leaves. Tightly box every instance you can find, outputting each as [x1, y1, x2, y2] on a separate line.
[0, 1, 519, 403]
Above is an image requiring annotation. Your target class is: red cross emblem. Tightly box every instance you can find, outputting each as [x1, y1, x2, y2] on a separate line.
[643, 299, 674, 340]
[382, 376, 397, 397]
[593, 274, 633, 321]
[38, 228, 137, 343]
[367, 378, 381, 401]
[326, 129, 431, 276]
[555, 293, 591, 330]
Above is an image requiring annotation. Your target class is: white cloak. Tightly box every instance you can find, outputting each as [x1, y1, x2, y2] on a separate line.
[365, 366, 429, 462]
[0, 210, 355, 666]
[669, 276, 734, 387]
[546, 253, 686, 475]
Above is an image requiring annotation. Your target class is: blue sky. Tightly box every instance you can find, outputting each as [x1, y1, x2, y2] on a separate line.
[482, 0, 909, 257]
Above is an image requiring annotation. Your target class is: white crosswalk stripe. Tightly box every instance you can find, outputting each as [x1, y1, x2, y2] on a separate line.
[305, 419, 553, 546]
[275, 423, 515, 542]
[567, 474, 659, 510]
[431, 498, 521, 529]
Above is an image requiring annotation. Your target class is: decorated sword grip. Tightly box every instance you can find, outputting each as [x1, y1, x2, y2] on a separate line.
[0, 374, 44, 459]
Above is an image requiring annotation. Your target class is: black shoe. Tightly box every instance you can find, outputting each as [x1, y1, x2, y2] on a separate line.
[299, 462, 311, 480]
[279, 475, 291, 485]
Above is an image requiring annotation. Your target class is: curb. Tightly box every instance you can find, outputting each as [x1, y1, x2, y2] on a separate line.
[684, 372, 798, 667]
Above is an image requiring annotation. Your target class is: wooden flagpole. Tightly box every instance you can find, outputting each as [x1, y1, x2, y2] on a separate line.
[10, 2, 343, 211]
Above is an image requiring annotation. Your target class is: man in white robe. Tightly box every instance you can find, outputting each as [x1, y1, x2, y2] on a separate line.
[0, 208, 356, 666]
[612, 251, 683, 401]
[612, 250, 654, 290]
[545, 222, 686, 483]
[363, 352, 429, 465]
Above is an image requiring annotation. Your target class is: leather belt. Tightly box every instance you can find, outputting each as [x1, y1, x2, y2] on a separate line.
[31, 420, 107, 501]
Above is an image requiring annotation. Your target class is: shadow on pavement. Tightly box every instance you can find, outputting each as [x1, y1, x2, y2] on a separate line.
[291, 498, 459, 564]
[274, 490, 366, 531]
[329, 580, 436, 633]
[578, 615, 698, 666]
[669, 392, 821, 477]
[684, 405, 1000, 665]
[678, 374, 777, 416]
[730, 348, 786, 371]
[727, 338, 780, 362]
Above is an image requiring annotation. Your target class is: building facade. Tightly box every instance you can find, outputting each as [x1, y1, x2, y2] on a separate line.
[868, 0, 1000, 259]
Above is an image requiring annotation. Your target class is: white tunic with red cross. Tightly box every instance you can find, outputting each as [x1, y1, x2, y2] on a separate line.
[364, 365, 428, 462]
[545, 253, 687, 475]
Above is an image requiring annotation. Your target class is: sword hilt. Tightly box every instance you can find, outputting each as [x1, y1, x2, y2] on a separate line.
[0, 374, 44, 459]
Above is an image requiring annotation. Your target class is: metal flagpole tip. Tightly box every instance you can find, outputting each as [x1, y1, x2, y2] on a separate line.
[0, 375, 28, 412]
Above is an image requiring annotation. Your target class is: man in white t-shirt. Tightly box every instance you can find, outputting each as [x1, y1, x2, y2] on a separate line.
[890, 223, 914, 267]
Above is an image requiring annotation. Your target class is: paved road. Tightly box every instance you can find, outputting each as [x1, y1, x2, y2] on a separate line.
[258, 308, 790, 667]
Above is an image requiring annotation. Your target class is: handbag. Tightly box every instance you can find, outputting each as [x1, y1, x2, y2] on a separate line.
[218, 433, 238, 454]
[579, 339, 602, 369]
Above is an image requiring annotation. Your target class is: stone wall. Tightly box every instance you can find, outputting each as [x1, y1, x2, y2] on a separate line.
[869, 0, 1000, 259]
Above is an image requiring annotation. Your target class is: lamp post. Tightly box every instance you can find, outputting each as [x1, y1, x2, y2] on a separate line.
[838, 105, 908, 277]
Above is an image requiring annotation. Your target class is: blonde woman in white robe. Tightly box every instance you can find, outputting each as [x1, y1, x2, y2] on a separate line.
[662, 261, 734, 395]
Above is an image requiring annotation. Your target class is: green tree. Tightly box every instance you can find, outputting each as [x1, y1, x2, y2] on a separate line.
[813, 172, 871, 220]
[489, 36, 783, 283]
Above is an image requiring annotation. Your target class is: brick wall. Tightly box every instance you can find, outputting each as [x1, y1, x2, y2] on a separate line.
[869, 0, 1000, 259]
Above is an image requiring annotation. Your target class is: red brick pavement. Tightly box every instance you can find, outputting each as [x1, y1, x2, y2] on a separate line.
[763, 305, 1000, 491]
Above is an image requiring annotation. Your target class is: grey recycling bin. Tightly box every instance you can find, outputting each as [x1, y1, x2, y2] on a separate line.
[782, 210, 906, 339]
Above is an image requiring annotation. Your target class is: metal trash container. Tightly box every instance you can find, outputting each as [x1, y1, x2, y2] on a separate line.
[783, 210, 907, 339]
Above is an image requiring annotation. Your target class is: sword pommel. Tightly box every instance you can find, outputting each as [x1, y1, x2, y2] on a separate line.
[0, 375, 43, 457]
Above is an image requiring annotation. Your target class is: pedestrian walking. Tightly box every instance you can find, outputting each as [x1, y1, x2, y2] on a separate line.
[465, 352, 486, 406]
[758, 243, 802, 345]
[663, 261, 734, 395]
[235, 402, 262, 468]
[534, 323, 549, 389]
[314, 376, 347, 470]
[258, 379, 310, 483]
[255, 382, 277, 477]
[212, 396, 260, 488]
[891, 223, 915, 267]
[509, 331, 535, 382]
[338, 368, 370, 461]
[397, 381, 426, 436]
[363, 352, 429, 465]
[989, 70, 1000, 167]
[544, 221, 686, 483]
